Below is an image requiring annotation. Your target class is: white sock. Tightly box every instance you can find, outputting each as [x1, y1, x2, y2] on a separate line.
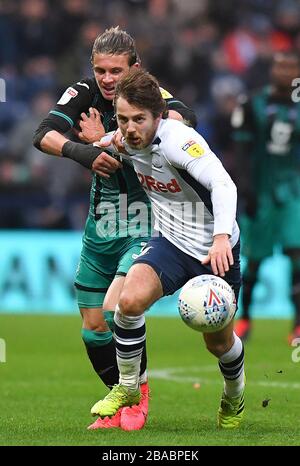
[114, 305, 145, 391]
[219, 332, 245, 398]
[139, 370, 147, 385]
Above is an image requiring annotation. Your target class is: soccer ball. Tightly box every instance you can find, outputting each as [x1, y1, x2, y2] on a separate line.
[178, 274, 236, 333]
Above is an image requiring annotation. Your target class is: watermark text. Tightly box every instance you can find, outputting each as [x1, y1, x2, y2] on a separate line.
[291, 337, 300, 363]
[0, 79, 6, 102]
[0, 338, 6, 362]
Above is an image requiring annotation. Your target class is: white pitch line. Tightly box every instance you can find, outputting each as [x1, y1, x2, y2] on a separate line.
[149, 368, 300, 389]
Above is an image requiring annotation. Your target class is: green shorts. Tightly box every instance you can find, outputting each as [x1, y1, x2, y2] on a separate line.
[241, 195, 300, 261]
[74, 237, 148, 308]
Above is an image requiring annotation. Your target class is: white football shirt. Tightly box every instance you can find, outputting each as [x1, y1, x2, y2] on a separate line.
[100, 119, 239, 260]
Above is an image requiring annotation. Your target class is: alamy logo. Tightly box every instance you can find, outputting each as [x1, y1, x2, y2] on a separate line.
[0, 79, 6, 102]
[0, 338, 6, 362]
[291, 337, 300, 363]
[95, 194, 206, 240]
[291, 78, 300, 103]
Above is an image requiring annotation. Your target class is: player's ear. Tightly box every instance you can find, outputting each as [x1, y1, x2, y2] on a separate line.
[132, 62, 141, 69]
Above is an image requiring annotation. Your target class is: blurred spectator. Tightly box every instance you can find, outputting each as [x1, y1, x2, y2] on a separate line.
[1, 0, 300, 230]
[1, 91, 90, 229]
[274, 0, 300, 39]
[16, 0, 57, 64]
[0, 1, 18, 67]
[221, 22, 259, 74]
[231, 51, 300, 343]
[19, 56, 58, 102]
[209, 74, 245, 169]
[57, 20, 103, 88]
[53, 0, 92, 56]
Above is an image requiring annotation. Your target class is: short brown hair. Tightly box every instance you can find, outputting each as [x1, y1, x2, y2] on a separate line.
[115, 68, 168, 119]
[91, 26, 140, 66]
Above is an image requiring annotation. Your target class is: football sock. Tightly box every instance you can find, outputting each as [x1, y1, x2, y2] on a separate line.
[82, 309, 148, 390]
[103, 309, 148, 384]
[81, 328, 119, 388]
[114, 305, 145, 391]
[218, 332, 245, 397]
[139, 369, 148, 385]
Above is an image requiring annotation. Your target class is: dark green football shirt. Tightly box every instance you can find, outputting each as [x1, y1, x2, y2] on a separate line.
[232, 85, 300, 204]
[38, 77, 196, 253]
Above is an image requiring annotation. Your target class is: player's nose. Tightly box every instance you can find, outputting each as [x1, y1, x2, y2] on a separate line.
[102, 73, 113, 83]
[127, 121, 136, 133]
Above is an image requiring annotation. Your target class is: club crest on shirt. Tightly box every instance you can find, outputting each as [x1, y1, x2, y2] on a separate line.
[151, 151, 163, 169]
[57, 87, 78, 105]
[182, 140, 205, 157]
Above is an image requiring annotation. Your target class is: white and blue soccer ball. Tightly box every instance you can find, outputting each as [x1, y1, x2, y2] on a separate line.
[178, 274, 236, 333]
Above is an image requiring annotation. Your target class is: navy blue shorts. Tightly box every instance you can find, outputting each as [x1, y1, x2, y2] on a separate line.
[133, 236, 242, 302]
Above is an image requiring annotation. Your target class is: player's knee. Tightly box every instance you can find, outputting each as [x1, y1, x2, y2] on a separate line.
[81, 328, 113, 347]
[81, 311, 108, 332]
[82, 320, 108, 332]
[119, 292, 145, 316]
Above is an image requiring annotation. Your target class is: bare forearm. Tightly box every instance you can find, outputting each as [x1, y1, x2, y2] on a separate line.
[40, 130, 69, 156]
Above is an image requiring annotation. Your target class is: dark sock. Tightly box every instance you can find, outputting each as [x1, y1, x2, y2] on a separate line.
[86, 339, 147, 386]
[140, 342, 147, 377]
[84, 329, 147, 389]
[85, 339, 119, 388]
[81, 326, 119, 388]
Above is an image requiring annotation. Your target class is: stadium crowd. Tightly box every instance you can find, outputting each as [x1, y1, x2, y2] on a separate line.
[1, 0, 300, 229]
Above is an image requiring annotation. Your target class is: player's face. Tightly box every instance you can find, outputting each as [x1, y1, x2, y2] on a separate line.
[271, 54, 300, 90]
[93, 53, 132, 101]
[116, 97, 161, 150]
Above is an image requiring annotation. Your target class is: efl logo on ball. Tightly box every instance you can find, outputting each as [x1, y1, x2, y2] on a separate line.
[178, 275, 236, 333]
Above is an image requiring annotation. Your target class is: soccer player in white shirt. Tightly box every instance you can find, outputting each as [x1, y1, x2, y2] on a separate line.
[91, 69, 245, 428]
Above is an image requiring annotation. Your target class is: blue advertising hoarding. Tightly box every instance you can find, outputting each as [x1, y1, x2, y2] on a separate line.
[0, 231, 294, 318]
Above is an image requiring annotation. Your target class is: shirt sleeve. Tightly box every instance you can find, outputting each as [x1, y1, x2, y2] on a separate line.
[201, 160, 237, 237]
[163, 123, 237, 236]
[160, 87, 197, 128]
[38, 79, 95, 134]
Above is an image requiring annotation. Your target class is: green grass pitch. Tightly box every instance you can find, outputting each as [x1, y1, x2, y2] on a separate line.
[0, 314, 299, 446]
